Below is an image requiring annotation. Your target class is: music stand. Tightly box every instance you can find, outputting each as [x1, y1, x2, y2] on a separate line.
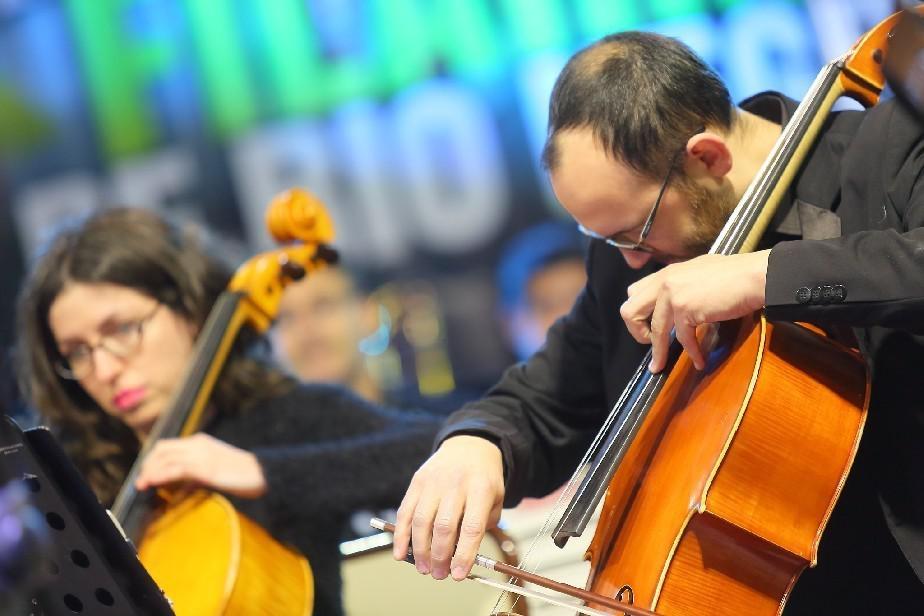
[0, 416, 174, 615]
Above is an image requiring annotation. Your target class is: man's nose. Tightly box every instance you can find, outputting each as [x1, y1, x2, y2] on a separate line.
[619, 248, 653, 270]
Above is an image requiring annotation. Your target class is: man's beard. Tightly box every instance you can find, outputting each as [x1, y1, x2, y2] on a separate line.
[676, 174, 738, 256]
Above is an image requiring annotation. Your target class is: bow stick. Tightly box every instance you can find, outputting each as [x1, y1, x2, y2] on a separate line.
[370, 518, 661, 616]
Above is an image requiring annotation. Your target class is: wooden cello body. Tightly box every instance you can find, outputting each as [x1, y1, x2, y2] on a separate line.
[139, 491, 312, 615]
[586, 316, 867, 614]
[543, 8, 924, 615]
[110, 189, 336, 615]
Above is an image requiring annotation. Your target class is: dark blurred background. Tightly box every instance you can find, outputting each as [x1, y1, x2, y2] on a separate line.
[0, 0, 898, 402]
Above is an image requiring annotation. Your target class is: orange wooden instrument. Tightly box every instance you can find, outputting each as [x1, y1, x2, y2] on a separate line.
[110, 189, 337, 615]
[545, 8, 920, 615]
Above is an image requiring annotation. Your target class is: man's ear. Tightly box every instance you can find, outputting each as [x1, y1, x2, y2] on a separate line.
[684, 132, 732, 180]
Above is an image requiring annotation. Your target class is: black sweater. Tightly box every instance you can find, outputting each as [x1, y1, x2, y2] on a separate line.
[206, 383, 441, 616]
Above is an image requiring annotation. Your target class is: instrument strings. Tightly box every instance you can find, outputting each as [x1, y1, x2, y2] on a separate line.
[491, 359, 651, 614]
[492, 57, 840, 614]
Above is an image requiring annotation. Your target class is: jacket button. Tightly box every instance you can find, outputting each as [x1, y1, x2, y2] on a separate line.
[796, 286, 812, 304]
[832, 284, 847, 302]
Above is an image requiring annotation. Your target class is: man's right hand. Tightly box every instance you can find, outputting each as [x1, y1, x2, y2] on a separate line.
[392, 435, 505, 581]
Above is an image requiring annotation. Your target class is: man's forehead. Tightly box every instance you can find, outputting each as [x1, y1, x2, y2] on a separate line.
[551, 130, 644, 198]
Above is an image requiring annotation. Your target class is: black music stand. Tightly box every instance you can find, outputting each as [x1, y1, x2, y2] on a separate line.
[0, 416, 173, 615]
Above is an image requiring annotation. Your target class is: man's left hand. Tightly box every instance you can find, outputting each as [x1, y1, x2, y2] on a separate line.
[620, 250, 770, 373]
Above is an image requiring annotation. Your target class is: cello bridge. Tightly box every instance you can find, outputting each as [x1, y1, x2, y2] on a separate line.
[616, 584, 635, 605]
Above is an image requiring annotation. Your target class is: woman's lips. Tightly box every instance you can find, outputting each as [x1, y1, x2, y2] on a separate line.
[113, 387, 146, 412]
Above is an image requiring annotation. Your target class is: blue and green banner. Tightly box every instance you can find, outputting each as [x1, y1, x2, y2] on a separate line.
[0, 0, 894, 379]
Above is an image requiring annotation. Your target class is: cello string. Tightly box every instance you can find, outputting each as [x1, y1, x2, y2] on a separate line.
[494, 73, 819, 614]
[475, 574, 614, 616]
[710, 61, 832, 257]
[491, 358, 652, 613]
[495, 89, 826, 616]
[494, 51, 847, 616]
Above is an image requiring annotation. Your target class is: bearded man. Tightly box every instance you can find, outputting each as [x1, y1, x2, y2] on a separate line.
[394, 31, 924, 613]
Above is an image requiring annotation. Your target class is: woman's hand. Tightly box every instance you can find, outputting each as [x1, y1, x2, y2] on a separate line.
[135, 433, 267, 499]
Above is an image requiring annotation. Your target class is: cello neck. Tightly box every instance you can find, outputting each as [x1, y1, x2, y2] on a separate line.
[110, 291, 248, 540]
[713, 59, 844, 256]
[552, 52, 864, 546]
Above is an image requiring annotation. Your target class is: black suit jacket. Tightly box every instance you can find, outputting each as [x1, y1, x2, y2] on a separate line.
[437, 92, 924, 583]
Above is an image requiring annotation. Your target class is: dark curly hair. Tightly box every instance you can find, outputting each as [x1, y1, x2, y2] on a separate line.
[15, 207, 293, 505]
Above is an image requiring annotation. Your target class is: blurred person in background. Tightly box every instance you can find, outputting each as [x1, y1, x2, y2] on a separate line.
[272, 262, 474, 416]
[271, 264, 474, 540]
[272, 265, 383, 404]
[14, 207, 441, 616]
[496, 221, 588, 361]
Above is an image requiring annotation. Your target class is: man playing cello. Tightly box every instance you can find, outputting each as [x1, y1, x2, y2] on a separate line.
[394, 30, 924, 614]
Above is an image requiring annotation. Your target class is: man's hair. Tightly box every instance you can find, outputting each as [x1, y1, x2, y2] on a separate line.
[542, 31, 735, 179]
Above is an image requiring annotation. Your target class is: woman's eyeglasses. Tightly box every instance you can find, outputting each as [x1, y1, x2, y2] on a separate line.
[54, 304, 161, 380]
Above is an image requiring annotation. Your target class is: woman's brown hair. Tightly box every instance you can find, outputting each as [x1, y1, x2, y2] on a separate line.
[15, 207, 293, 505]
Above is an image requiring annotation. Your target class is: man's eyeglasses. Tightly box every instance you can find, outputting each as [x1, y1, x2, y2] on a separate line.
[54, 304, 161, 380]
[578, 131, 699, 253]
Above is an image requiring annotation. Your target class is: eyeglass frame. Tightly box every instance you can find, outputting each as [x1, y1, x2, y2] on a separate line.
[53, 303, 162, 380]
[577, 129, 701, 253]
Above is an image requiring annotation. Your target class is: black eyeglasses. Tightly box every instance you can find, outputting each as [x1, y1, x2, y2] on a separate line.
[54, 304, 161, 380]
[578, 129, 701, 252]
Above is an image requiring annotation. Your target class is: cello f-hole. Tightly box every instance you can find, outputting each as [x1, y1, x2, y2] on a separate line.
[616, 584, 635, 605]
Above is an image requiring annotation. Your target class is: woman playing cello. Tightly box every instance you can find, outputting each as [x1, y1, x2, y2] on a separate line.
[16, 206, 440, 615]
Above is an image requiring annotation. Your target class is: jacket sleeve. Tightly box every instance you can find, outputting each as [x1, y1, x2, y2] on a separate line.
[765, 100, 924, 330]
[247, 386, 442, 526]
[435, 243, 612, 507]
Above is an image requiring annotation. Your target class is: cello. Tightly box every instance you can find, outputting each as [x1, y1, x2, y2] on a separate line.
[110, 189, 337, 615]
[541, 7, 919, 615]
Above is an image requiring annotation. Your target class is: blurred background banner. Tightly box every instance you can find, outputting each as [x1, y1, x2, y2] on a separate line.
[0, 0, 896, 393]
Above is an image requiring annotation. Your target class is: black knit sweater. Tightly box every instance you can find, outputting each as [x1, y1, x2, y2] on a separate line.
[205, 382, 441, 616]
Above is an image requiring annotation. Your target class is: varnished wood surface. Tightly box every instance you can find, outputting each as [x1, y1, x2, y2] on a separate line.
[585, 316, 868, 615]
[139, 490, 313, 615]
[838, 7, 919, 106]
